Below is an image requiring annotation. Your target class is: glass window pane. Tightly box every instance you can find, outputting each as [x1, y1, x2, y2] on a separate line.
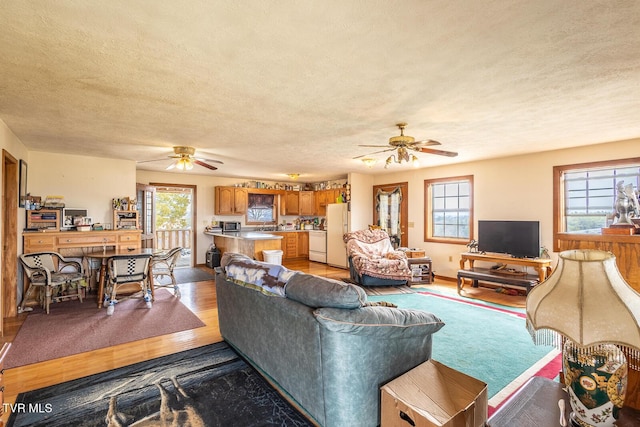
[445, 183, 459, 196]
[433, 185, 445, 197]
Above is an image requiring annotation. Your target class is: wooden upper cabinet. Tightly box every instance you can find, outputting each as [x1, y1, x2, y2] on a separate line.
[315, 189, 339, 216]
[284, 191, 300, 215]
[299, 191, 315, 215]
[215, 187, 247, 215]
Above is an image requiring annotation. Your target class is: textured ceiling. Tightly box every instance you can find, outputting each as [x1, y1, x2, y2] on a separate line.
[1, 1, 639, 181]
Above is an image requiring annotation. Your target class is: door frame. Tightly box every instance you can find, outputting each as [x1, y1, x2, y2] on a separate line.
[2, 150, 19, 328]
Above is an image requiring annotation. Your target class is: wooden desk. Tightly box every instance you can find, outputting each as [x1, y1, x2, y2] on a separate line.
[460, 252, 553, 283]
[23, 229, 141, 254]
[86, 248, 154, 308]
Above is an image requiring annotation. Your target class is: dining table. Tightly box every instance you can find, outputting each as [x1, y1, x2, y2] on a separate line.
[85, 248, 155, 308]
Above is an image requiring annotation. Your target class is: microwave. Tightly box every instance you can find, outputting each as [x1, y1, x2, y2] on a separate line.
[220, 221, 241, 232]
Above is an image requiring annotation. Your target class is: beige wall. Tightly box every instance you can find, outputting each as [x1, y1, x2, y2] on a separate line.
[371, 138, 640, 278]
[28, 152, 137, 225]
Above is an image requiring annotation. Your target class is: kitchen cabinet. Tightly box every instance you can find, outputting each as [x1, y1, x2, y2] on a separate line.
[273, 231, 309, 260]
[299, 191, 315, 215]
[298, 231, 309, 257]
[315, 189, 340, 216]
[283, 191, 300, 215]
[215, 186, 247, 215]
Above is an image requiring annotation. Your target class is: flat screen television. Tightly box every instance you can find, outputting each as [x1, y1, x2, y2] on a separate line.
[477, 220, 540, 258]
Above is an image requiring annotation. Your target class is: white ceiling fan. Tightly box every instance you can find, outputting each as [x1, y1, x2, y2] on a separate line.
[138, 146, 224, 171]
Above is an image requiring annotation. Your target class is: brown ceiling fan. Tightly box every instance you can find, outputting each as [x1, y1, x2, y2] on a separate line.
[138, 146, 223, 171]
[354, 123, 458, 167]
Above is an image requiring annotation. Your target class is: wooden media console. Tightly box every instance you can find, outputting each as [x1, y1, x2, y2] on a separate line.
[457, 252, 553, 295]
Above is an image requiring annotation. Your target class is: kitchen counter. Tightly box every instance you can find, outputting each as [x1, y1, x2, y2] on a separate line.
[204, 231, 284, 240]
[205, 231, 283, 261]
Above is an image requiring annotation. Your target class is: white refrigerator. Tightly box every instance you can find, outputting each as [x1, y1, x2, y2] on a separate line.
[326, 203, 349, 268]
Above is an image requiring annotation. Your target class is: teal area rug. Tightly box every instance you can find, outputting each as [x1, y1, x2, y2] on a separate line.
[367, 290, 560, 412]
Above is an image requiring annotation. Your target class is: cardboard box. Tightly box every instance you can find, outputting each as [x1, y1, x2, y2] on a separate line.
[407, 250, 426, 258]
[381, 359, 488, 427]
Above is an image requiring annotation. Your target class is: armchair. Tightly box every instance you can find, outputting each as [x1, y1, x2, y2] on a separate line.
[19, 251, 85, 314]
[344, 229, 411, 286]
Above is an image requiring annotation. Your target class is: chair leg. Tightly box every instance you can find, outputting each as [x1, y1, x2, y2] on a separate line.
[106, 285, 117, 316]
[18, 284, 38, 313]
[144, 280, 153, 309]
[44, 285, 53, 314]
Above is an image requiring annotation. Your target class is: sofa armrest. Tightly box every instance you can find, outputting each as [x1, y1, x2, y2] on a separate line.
[313, 306, 444, 338]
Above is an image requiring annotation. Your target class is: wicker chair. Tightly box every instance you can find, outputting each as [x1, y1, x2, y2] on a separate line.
[19, 251, 85, 314]
[105, 253, 153, 316]
[150, 247, 183, 298]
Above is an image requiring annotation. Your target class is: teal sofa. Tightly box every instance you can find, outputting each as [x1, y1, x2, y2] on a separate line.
[216, 253, 445, 427]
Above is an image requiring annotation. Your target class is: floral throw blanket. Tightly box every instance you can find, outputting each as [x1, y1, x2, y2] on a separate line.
[344, 229, 411, 281]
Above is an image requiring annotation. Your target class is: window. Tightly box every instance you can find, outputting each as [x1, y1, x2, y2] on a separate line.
[246, 193, 276, 224]
[424, 175, 473, 243]
[554, 159, 640, 234]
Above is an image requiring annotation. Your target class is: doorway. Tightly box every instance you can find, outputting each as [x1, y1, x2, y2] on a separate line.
[373, 182, 409, 248]
[150, 183, 197, 268]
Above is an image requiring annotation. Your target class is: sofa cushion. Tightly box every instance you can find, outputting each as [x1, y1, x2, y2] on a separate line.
[314, 306, 445, 338]
[285, 273, 367, 309]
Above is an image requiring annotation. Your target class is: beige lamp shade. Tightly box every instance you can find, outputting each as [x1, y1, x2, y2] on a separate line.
[526, 249, 640, 351]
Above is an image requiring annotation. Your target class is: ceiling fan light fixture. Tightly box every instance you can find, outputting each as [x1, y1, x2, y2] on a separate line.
[175, 157, 194, 170]
[384, 155, 395, 169]
[411, 154, 420, 167]
[361, 158, 377, 168]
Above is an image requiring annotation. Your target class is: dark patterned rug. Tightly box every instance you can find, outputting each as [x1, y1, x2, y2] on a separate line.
[7, 342, 313, 427]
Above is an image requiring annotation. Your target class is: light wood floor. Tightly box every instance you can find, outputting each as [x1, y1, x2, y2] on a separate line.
[0, 260, 523, 424]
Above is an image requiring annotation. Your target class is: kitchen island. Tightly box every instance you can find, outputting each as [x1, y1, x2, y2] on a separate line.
[204, 231, 283, 261]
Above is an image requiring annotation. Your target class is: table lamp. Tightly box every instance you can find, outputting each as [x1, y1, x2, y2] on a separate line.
[526, 249, 640, 427]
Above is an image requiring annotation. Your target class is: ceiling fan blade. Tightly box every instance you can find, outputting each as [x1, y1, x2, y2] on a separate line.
[165, 163, 176, 170]
[358, 144, 394, 148]
[193, 159, 218, 170]
[353, 148, 396, 159]
[137, 158, 170, 164]
[413, 139, 442, 147]
[418, 147, 459, 157]
[195, 157, 224, 165]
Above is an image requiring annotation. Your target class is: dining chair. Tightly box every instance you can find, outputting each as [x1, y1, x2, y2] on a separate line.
[19, 251, 85, 314]
[105, 253, 153, 316]
[150, 247, 183, 298]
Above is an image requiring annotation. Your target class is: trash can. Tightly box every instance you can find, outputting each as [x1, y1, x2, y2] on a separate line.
[262, 250, 283, 265]
[206, 247, 221, 268]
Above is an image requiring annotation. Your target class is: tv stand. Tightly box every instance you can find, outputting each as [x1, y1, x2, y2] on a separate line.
[458, 252, 553, 295]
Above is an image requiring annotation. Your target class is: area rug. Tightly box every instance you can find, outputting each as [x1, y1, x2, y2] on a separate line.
[7, 342, 313, 427]
[5, 290, 205, 369]
[367, 290, 561, 414]
[159, 267, 215, 284]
